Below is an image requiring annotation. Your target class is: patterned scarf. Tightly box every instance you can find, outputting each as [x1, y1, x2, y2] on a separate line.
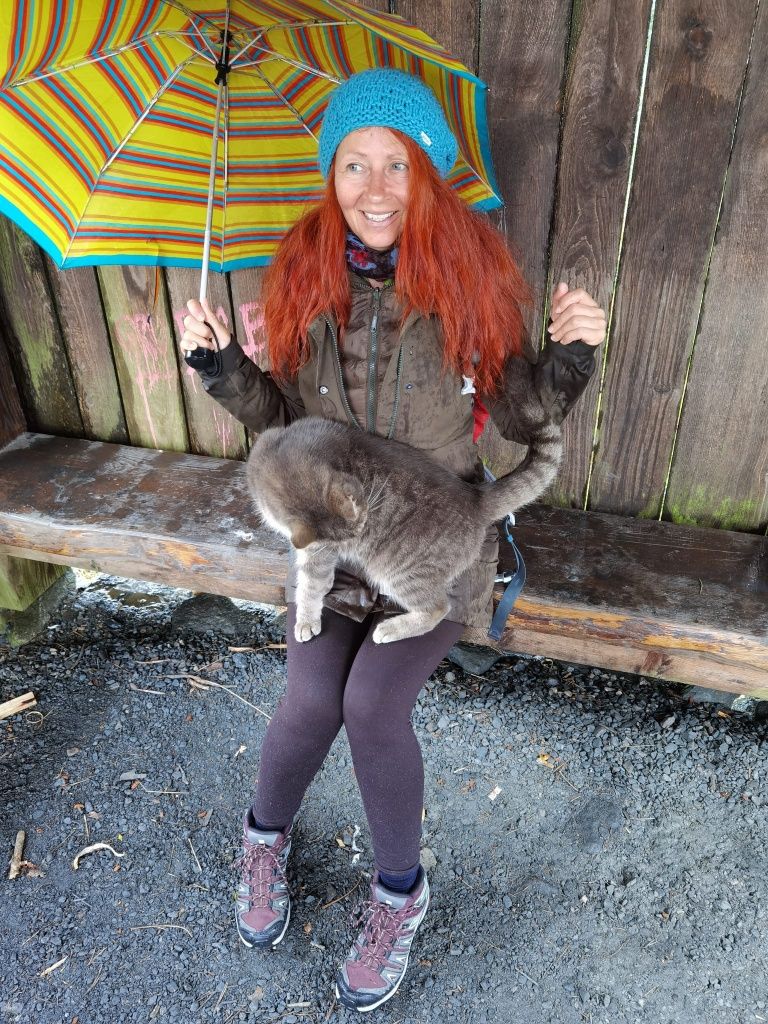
[345, 230, 399, 282]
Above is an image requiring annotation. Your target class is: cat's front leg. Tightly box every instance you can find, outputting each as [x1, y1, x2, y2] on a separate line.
[372, 602, 450, 644]
[294, 547, 337, 642]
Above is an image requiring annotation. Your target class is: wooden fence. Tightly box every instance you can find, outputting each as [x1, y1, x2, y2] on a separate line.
[1, 0, 766, 537]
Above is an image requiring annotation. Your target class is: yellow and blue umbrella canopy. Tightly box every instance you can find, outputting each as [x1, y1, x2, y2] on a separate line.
[0, 0, 502, 271]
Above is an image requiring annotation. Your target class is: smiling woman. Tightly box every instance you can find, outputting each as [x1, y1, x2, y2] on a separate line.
[179, 65, 605, 1014]
[333, 127, 411, 250]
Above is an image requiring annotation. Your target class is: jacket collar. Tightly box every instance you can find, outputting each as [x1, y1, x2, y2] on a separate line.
[307, 271, 423, 344]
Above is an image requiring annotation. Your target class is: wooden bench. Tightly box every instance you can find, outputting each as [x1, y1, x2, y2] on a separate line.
[0, 432, 766, 696]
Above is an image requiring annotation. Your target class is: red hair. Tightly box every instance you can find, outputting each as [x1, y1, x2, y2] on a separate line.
[261, 131, 533, 396]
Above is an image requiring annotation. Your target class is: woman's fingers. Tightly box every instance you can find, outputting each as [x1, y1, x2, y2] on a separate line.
[181, 298, 231, 351]
[548, 305, 607, 346]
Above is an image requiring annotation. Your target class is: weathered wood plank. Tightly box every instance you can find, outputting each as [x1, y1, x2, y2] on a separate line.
[0, 290, 66, 613]
[587, 1, 758, 517]
[476, 0, 570, 479]
[0, 329, 26, 447]
[228, 267, 270, 371]
[0, 218, 83, 436]
[97, 265, 189, 452]
[0, 435, 765, 692]
[164, 267, 247, 460]
[44, 261, 129, 444]
[395, 1, 479, 73]
[544, 0, 651, 507]
[0, 433, 279, 600]
[663, 0, 768, 531]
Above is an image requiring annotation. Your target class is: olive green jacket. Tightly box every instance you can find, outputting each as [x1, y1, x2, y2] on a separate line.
[200, 272, 596, 641]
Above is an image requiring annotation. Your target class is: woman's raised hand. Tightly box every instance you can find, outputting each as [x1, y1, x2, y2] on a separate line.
[181, 298, 232, 355]
[547, 282, 607, 347]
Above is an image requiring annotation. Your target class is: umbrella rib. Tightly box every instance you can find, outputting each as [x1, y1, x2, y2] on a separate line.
[238, 68, 318, 140]
[236, 48, 341, 85]
[157, 0, 220, 33]
[61, 55, 197, 265]
[3, 33, 185, 88]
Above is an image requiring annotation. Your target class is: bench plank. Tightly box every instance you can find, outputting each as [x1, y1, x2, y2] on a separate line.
[0, 434, 765, 695]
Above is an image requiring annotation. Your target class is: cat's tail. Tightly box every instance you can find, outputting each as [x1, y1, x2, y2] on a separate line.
[479, 420, 563, 523]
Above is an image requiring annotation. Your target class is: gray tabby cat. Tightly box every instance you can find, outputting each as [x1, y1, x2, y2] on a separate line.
[245, 403, 562, 644]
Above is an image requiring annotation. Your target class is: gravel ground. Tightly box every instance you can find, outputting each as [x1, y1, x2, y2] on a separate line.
[1, 572, 766, 1024]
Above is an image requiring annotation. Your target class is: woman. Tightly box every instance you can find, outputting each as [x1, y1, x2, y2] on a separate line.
[181, 69, 606, 1012]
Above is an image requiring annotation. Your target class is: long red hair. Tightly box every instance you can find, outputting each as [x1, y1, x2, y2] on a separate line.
[261, 130, 533, 397]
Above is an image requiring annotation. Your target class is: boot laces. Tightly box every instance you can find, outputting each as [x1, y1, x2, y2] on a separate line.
[351, 899, 413, 970]
[234, 839, 285, 910]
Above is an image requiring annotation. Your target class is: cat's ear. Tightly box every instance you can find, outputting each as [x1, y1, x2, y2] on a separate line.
[291, 523, 317, 548]
[330, 475, 365, 522]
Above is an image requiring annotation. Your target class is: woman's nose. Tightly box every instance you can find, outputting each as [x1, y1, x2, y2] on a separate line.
[366, 168, 387, 197]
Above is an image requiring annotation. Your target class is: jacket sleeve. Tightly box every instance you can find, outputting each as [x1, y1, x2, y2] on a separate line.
[196, 338, 305, 431]
[484, 330, 597, 444]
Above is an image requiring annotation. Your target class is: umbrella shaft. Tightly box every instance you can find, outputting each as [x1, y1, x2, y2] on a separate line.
[199, 80, 225, 304]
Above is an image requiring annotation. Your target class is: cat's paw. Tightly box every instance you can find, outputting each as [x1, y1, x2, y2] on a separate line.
[372, 620, 408, 644]
[294, 617, 322, 642]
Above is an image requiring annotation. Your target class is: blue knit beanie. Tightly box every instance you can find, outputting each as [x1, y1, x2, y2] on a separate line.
[318, 68, 458, 179]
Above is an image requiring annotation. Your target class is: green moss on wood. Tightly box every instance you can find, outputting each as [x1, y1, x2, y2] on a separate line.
[665, 488, 762, 532]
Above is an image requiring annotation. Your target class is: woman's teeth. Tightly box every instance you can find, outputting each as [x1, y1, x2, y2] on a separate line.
[363, 212, 395, 222]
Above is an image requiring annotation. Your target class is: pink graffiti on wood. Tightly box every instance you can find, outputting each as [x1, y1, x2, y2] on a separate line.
[117, 313, 177, 449]
[239, 301, 266, 362]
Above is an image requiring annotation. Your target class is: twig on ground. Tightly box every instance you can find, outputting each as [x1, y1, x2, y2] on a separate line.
[515, 966, 538, 986]
[130, 923, 193, 938]
[187, 836, 202, 873]
[8, 830, 25, 879]
[39, 956, 68, 978]
[72, 842, 125, 870]
[164, 674, 271, 719]
[128, 683, 169, 696]
[228, 644, 287, 653]
[320, 878, 362, 910]
[213, 982, 229, 1011]
[0, 691, 36, 721]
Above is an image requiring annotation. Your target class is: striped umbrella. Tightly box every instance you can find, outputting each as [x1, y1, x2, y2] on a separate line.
[0, 0, 502, 301]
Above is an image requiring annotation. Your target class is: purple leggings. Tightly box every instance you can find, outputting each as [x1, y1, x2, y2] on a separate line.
[251, 603, 463, 873]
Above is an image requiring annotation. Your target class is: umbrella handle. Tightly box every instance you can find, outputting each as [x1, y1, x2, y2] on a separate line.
[183, 323, 222, 375]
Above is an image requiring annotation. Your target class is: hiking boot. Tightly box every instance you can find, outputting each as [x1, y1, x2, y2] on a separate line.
[233, 811, 292, 948]
[335, 867, 430, 1011]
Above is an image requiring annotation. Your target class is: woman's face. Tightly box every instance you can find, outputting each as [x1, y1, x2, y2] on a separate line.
[333, 127, 410, 250]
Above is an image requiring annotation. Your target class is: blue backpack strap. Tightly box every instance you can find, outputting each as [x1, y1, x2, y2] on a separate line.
[488, 513, 526, 641]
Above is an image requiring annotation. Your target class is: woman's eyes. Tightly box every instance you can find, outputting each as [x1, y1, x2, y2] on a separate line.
[344, 162, 408, 173]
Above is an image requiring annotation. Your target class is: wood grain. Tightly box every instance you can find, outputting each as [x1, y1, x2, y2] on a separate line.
[395, 1, 479, 73]
[0, 329, 26, 447]
[587, 0, 758, 517]
[476, 0, 570, 479]
[545, 0, 651, 507]
[663, 0, 768, 531]
[164, 267, 248, 460]
[44, 262, 129, 444]
[97, 265, 189, 452]
[0, 218, 83, 436]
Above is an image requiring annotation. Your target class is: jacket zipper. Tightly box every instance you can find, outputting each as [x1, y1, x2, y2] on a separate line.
[367, 288, 382, 433]
[324, 279, 404, 440]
